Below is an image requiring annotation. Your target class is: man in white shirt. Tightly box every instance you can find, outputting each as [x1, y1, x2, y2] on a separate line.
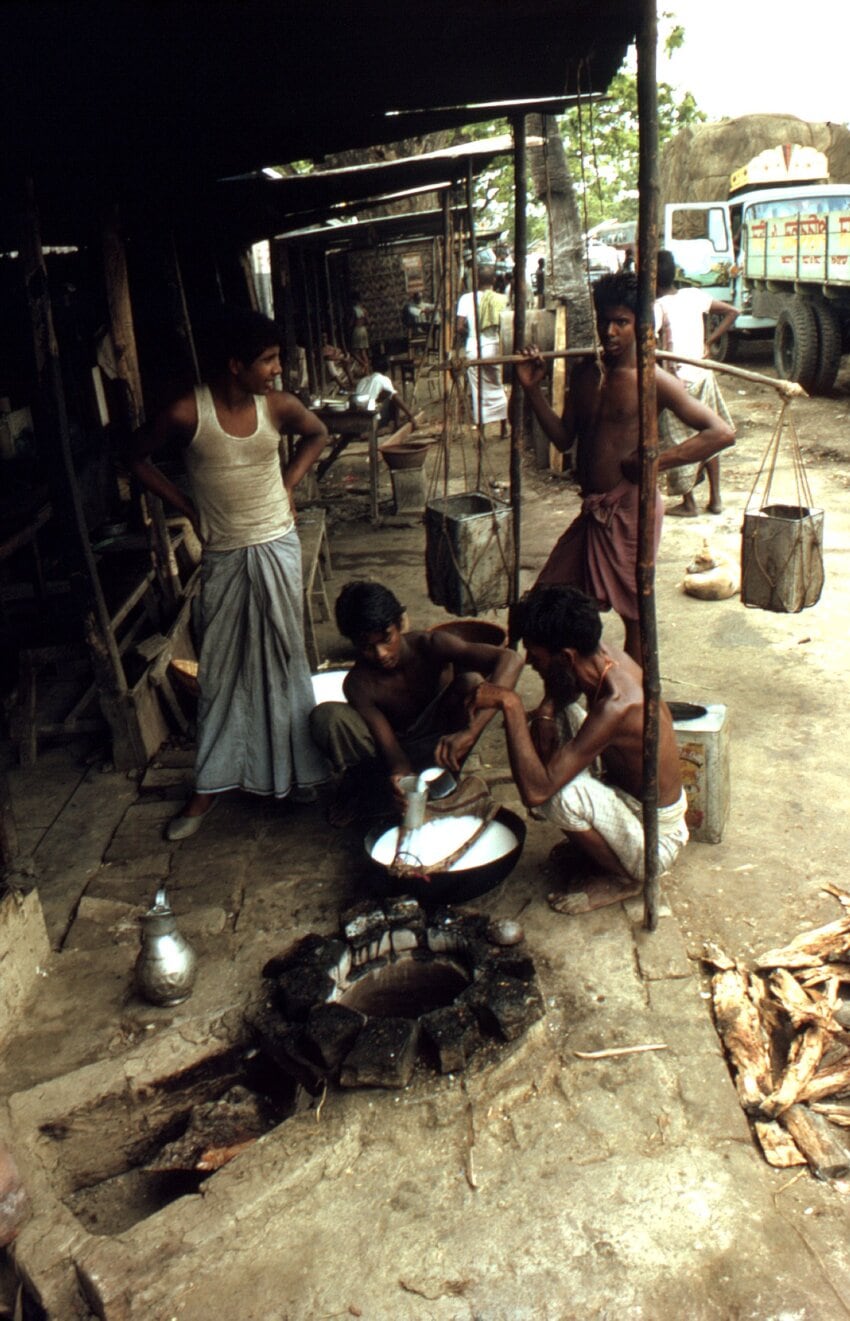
[655, 249, 737, 516]
[351, 356, 417, 430]
[456, 255, 508, 436]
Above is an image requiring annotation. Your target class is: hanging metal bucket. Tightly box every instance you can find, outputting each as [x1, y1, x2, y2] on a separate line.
[424, 492, 514, 615]
[741, 503, 824, 613]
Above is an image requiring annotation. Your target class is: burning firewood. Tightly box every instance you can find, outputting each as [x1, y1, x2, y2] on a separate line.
[143, 1086, 271, 1175]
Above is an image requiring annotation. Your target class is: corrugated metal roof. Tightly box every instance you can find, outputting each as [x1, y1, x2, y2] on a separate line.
[1, 0, 635, 242]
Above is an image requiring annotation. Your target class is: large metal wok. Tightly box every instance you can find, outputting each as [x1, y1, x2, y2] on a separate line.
[364, 806, 526, 904]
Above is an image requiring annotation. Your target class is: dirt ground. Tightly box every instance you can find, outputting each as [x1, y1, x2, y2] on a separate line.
[3, 341, 850, 1319]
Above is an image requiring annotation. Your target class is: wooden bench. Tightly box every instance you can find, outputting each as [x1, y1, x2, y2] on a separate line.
[298, 509, 333, 669]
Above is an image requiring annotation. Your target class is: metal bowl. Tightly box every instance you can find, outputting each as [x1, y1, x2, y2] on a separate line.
[667, 701, 708, 723]
[429, 619, 507, 648]
[364, 806, 526, 905]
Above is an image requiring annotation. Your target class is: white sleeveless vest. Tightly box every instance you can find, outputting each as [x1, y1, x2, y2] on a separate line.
[184, 385, 294, 551]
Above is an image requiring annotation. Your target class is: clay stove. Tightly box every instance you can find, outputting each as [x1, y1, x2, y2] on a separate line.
[251, 897, 545, 1088]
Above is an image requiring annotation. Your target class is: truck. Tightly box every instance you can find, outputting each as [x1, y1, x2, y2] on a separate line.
[663, 144, 850, 393]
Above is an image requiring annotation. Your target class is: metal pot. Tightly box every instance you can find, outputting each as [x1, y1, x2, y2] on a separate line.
[364, 806, 526, 905]
[135, 888, 198, 1006]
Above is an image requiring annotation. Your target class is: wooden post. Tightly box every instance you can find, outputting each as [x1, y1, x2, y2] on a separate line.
[465, 162, 483, 449]
[550, 303, 568, 473]
[0, 765, 20, 877]
[441, 190, 453, 492]
[239, 248, 260, 310]
[510, 113, 528, 604]
[274, 242, 301, 392]
[19, 180, 147, 771]
[169, 232, 200, 383]
[102, 207, 180, 608]
[636, 0, 661, 932]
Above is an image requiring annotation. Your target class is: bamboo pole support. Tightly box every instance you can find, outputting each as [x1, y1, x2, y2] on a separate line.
[102, 207, 180, 608]
[636, 0, 661, 932]
[510, 112, 528, 605]
[20, 180, 147, 771]
[0, 764, 20, 876]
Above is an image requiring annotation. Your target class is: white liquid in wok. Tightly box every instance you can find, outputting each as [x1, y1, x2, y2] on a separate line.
[370, 814, 517, 871]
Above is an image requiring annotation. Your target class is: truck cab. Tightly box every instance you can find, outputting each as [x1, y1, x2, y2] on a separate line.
[663, 146, 850, 392]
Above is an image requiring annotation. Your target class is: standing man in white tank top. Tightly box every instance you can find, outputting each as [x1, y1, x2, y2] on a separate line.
[128, 308, 331, 838]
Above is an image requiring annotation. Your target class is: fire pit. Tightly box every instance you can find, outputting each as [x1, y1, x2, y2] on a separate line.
[252, 897, 544, 1089]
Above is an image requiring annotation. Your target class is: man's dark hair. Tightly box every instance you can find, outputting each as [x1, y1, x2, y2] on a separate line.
[592, 270, 639, 318]
[335, 581, 405, 641]
[205, 307, 280, 374]
[657, 249, 677, 289]
[514, 585, 602, 656]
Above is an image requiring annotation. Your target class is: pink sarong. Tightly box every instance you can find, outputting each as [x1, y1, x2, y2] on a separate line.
[535, 480, 663, 622]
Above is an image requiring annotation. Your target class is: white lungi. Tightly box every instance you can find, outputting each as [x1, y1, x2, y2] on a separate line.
[539, 767, 689, 881]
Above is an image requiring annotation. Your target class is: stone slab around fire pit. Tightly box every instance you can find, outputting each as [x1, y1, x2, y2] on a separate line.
[252, 898, 544, 1090]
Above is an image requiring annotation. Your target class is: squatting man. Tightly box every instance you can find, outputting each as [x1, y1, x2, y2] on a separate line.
[469, 584, 689, 915]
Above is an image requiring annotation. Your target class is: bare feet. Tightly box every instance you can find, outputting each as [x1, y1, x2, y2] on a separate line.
[706, 499, 723, 514]
[547, 873, 643, 915]
[667, 500, 698, 518]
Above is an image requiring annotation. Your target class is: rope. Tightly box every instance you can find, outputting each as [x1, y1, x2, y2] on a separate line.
[742, 399, 824, 611]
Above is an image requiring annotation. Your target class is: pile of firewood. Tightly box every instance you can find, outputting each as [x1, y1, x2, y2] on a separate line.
[705, 883, 850, 1182]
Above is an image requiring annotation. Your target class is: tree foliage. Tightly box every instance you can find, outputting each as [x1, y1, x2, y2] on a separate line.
[559, 70, 705, 232]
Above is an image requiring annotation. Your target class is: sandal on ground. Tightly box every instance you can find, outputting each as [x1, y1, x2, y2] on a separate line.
[165, 797, 219, 841]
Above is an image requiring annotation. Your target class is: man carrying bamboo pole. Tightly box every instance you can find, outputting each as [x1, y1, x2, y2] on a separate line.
[514, 271, 735, 663]
[468, 584, 689, 914]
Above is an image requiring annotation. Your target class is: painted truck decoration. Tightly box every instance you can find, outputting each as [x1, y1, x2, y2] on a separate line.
[664, 145, 850, 393]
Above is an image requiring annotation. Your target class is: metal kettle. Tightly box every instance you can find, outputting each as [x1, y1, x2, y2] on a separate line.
[135, 887, 197, 1006]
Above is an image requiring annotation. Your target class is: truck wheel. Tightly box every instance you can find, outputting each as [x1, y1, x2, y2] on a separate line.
[773, 299, 818, 390]
[706, 314, 737, 364]
[810, 302, 842, 394]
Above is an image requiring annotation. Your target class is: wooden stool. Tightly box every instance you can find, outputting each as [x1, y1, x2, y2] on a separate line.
[299, 510, 333, 669]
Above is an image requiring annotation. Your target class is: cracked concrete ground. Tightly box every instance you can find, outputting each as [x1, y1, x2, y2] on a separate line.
[3, 351, 850, 1319]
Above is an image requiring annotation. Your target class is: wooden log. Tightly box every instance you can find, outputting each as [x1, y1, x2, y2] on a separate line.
[711, 967, 774, 1111]
[760, 1025, 829, 1119]
[769, 968, 836, 1032]
[756, 917, 850, 970]
[702, 941, 736, 971]
[798, 964, 850, 989]
[810, 1103, 850, 1127]
[754, 1120, 808, 1168]
[781, 1104, 850, 1181]
[798, 1057, 850, 1105]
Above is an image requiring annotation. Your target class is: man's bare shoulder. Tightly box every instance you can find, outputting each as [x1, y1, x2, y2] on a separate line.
[267, 389, 323, 432]
[342, 662, 380, 707]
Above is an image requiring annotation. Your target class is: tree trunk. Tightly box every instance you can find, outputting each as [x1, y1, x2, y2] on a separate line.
[527, 116, 594, 347]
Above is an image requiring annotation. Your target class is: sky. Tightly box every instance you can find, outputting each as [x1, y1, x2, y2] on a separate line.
[656, 1, 849, 127]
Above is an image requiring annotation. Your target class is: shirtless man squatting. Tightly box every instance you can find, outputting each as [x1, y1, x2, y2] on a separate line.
[469, 583, 689, 915]
[310, 581, 523, 822]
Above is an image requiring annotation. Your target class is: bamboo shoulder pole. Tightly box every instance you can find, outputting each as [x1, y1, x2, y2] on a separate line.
[446, 346, 805, 399]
